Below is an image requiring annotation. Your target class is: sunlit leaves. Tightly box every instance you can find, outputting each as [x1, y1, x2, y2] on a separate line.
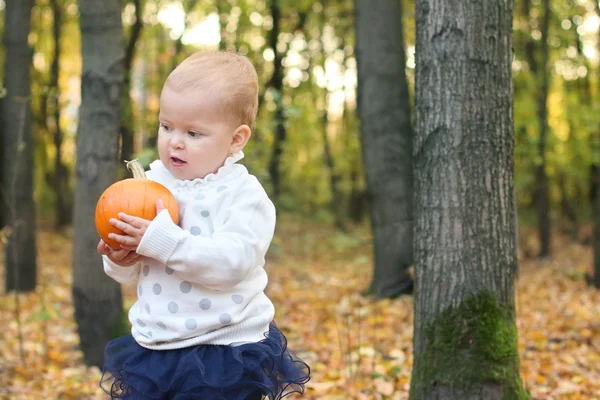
[3, 220, 599, 398]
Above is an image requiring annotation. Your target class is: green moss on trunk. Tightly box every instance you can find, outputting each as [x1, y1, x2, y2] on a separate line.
[410, 292, 529, 399]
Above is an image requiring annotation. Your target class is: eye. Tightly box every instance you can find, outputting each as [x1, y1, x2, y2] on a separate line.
[160, 123, 172, 132]
[188, 131, 202, 138]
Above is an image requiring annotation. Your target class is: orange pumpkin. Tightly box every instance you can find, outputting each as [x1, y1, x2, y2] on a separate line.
[95, 159, 179, 249]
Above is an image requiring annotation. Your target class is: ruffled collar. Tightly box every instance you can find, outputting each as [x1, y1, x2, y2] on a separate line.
[149, 151, 245, 188]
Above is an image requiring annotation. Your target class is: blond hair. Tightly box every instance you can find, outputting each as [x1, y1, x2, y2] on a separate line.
[164, 51, 259, 128]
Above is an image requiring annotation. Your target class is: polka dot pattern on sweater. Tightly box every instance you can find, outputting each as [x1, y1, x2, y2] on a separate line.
[153, 283, 162, 295]
[199, 298, 211, 310]
[185, 319, 197, 330]
[180, 281, 192, 293]
[120, 159, 277, 345]
[219, 313, 232, 324]
[232, 294, 244, 304]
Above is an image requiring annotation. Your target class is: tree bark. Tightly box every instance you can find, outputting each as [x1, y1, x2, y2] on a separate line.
[171, 0, 200, 72]
[264, 7, 307, 201]
[73, 0, 126, 367]
[534, 0, 551, 258]
[318, 2, 346, 231]
[410, 0, 526, 398]
[354, 0, 414, 298]
[267, 0, 285, 201]
[0, 97, 4, 229]
[216, 1, 230, 51]
[49, 0, 73, 229]
[594, 165, 600, 288]
[593, 0, 600, 289]
[119, 0, 144, 177]
[2, 0, 37, 292]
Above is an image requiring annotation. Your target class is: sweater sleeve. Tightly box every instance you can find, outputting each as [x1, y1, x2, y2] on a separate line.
[103, 255, 141, 284]
[136, 185, 276, 289]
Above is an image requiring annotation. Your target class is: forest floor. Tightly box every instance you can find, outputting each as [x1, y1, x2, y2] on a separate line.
[0, 215, 599, 399]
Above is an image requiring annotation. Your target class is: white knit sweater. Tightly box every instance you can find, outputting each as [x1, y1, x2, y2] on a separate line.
[103, 152, 276, 350]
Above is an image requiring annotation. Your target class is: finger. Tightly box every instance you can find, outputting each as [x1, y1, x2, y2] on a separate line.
[156, 199, 165, 214]
[108, 233, 138, 247]
[119, 244, 138, 252]
[97, 240, 114, 255]
[109, 249, 129, 261]
[117, 213, 149, 229]
[109, 218, 135, 235]
[122, 252, 140, 265]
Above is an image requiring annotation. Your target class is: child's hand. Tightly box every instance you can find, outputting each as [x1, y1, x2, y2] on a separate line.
[108, 200, 166, 252]
[97, 239, 140, 267]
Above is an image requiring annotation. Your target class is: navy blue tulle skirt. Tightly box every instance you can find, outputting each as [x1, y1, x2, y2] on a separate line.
[100, 323, 310, 400]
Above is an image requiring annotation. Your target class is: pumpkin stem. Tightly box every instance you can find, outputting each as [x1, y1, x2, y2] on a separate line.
[125, 159, 146, 179]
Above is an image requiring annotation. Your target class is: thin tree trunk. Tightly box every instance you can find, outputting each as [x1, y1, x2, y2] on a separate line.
[535, 0, 551, 258]
[594, 165, 600, 288]
[354, 0, 414, 298]
[144, 26, 170, 149]
[264, 8, 307, 200]
[171, 0, 200, 72]
[321, 109, 347, 231]
[2, 0, 37, 292]
[119, 0, 143, 176]
[593, 0, 600, 289]
[0, 97, 4, 228]
[410, 0, 525, 398]
[318, 2, 346, 231]
[216, 1, 230, 51]
[557, 173, 577, 240]
[48, 0, 72, 229]
[267, 0, 285, 200]
[73, 0, 125, 367]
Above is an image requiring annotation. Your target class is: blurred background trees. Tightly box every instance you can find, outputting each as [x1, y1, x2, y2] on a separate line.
[0, 0, 597, 250]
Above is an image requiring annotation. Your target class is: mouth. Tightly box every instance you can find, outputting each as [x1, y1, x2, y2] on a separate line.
[170, 156, 187, 166]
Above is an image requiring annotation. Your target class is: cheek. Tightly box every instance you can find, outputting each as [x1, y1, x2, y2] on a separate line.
[157, 137, 170, 155]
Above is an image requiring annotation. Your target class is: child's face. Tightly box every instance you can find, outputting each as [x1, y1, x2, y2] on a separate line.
[157, 86, 236, 181]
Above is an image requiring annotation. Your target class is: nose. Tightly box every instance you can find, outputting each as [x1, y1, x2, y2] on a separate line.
[169, 132, 185, 149]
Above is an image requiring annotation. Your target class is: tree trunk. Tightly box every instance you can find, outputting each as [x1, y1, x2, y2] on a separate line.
[410, 0, 526, 398]
[535, 0, 551, 258]
[321, 109, 347, 231]
[73, 0, 126, 367]
[2, 0, 37, 292]
[49, 0, 72, 229]
[318, 2, 346, 231]
[594, 165, 600, 288]
[593, 0, 600, 289]
[216, 1, 230, 51]
[0, 97, 4, 229]
[354, 0, 414, 298]
[267, 0, 286, 201]
[557, 173, 577, 241]
[119, 0, 143, 177]
[171, 0, 200, 72]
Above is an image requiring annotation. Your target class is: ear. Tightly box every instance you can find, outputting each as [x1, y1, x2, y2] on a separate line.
[229, 124, 251, 153]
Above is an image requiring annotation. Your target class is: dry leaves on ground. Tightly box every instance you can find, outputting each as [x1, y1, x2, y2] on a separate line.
[0, 217, 599, 399]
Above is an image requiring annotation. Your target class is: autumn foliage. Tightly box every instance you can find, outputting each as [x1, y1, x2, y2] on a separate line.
[0, 217, 599, 399]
